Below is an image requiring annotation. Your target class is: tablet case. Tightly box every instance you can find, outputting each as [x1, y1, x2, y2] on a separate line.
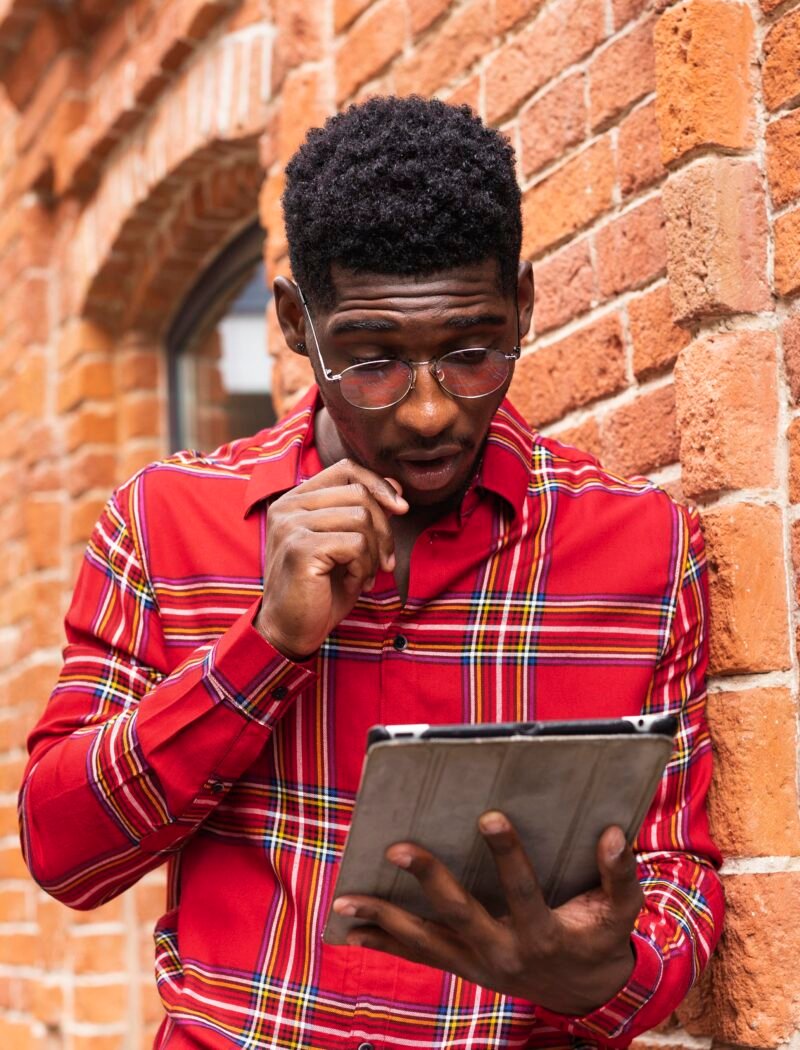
[324, 732, 673, 945]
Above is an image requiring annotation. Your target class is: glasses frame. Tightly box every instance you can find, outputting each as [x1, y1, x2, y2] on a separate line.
[297, 286, 522, 411]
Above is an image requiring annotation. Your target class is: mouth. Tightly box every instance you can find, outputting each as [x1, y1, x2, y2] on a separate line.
[394, 446, 465, 491]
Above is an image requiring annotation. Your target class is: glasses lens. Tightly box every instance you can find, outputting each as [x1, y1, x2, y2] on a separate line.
[339, 359, 413, 409]
[438, 348, 510, 398]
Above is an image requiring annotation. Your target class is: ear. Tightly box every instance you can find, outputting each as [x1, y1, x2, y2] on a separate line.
[516, 261, 534, 341]
[273, 276, 309, 357]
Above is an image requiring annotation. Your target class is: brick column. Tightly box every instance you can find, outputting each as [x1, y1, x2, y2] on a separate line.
[655, 0, 800, 1043]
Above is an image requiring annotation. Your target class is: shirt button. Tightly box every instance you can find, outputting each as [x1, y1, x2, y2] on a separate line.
[272, 685, 288, 700]
[357, 1043, 374, 1050]
[392, 635, 408, 651]
[209, 780, 225, 795]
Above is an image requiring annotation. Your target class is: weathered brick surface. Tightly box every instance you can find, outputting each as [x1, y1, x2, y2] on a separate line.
[762, 7, 800, 112]
[701, 503, 791, 675]
[532, 238, 595, 334]
[707, 688, 800, 856]
[510, 314, 627, 426]
[628, 282, 691, 378]
[395, 0, 493, 97]
[595, 196, 667, 299]
[654, 0, 755, 163]
[674, 330, 777, 498]
[519, 72, 586, 177]
[662, 159, 770, 322]
[485, 0, 605, 124]
[617, 101, 666, 197]
[588, 18, 656, 131]
[600, 383, 678, 477]
[765, 110, 800, 209]
[335, 0, 406, 103]
[783, 309, 800, 403]
[522, 137, 615, 258]
[774, 207, 800, 298]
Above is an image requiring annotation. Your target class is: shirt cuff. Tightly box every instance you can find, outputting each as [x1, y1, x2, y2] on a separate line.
[534, 932, 663, 1045]
[202, 600, 318, 726]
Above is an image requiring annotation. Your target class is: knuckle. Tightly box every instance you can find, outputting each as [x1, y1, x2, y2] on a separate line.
[505, 876, 539, 906]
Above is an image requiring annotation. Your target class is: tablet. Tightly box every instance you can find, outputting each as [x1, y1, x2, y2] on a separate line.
[323, 714, 676, 946]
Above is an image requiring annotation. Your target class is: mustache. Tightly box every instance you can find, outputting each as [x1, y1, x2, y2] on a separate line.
[379, 436, 475, 459]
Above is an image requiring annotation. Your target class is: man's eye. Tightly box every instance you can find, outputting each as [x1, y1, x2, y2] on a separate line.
[450, 348, 491, 365]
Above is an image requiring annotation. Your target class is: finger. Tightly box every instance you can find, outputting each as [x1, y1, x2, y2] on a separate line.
[291, 485, 396, 573]
[383, 843, 498, 942]
[299, 507, 381, 579]
[299, 459, 409, 517]
[333, 895, 465, 972]
[596, 826, 643, 922]
[301, 532, 379, 593]
[478, 811, 550, 927]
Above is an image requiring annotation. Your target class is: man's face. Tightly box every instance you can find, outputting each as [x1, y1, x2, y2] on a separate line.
[301, 259, 530, 510]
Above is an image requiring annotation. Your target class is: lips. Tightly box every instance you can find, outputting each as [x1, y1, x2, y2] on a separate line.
[394, 447, 464, 491]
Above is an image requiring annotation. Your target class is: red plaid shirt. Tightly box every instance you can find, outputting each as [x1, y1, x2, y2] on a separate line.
[21, 388, 723, 1049]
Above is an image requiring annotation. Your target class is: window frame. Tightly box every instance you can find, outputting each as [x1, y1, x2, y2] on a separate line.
[166, 221, 269, 452]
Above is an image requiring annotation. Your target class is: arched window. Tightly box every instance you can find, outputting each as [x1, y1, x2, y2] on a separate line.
[167, 222, 276, 452]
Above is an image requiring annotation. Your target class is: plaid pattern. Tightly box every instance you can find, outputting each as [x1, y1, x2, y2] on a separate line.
[20, 388, 723, 1049]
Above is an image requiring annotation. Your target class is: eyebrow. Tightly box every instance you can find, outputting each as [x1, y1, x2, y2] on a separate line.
[328, 313, 508, 335]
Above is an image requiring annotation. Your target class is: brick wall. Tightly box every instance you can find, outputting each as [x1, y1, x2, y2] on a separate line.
[0, 0, 797, 1046]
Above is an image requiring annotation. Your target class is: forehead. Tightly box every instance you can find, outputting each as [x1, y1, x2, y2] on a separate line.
[322, 259, 510, 325]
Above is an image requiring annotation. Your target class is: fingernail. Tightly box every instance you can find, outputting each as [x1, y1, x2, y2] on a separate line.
[608, 827, 626, 857]
[385, 553, 396, 572]
[388, 849, 412, 869]
[479, 811, 509, 835]
[365, 577, 376, 592]
[333, 899, 358, 916]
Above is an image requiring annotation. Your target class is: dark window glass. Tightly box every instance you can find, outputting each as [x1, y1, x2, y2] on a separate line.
[168, 224, 276, 452]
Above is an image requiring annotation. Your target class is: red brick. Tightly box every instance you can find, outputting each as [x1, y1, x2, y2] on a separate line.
[628, 283, 691, 379]
[66, 448, 118, 498]
[766, 110, 800, 209]
[595, 197, 667, 300]
[408, 0, 451, 36]
[522, 137, 615, 258]
[57, 356, 115, 413]
[271, 1, 325, 91]
[551, 417, 604, 461]
[65, 407, 117, 451]
[600, 384, 678, 477]
[23, 497, 62, 570]
[588, 18, 656, 131]
[0, 1017, 45, 1050]
[790, 417, 800, 502]
[662, 158, 770, 322]
[74, 981, 129, 1024]
[70, 931, 128, 973]
[697, 874, 800, 1045]
[278, 67, 330, 165]
[119, 395, 162, 443]
[674, 330, 777, 499]
[485, 0, 605, 124]
[783, 309, 800, 403]
[510, 313, 627, 426]
[617, 101, 666, 197]
[2, 10, 73, 108]
[519, 72, 586, 177]
[654, 0, 755, 163]
[774, 208, 800, 299]
[495, 0, 545, 33]
[702, 503, 790, 675]
[707, 687, 800, 857]
[395, 0, 493, 98]
[532, 238, 595, 334]
[762, 7, 800, 112]
[57, 319, 113, 370]
[335, 0, 406, 103]
[443, 74, 481, 112]
[334, 0, 373, 33]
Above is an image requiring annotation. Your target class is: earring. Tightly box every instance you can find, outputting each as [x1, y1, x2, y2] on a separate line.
[295, 342, 306, 350]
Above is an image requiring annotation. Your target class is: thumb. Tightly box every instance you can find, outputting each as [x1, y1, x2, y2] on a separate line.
[597, 826, 642, 915]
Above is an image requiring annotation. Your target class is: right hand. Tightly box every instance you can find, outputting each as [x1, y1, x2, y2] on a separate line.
[255, 459, 409, 660]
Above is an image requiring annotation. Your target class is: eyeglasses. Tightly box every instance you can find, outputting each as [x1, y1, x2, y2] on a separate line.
[298, 289, 521, 411]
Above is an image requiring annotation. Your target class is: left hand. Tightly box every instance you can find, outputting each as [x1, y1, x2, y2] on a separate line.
[332, 812, 643, 1016]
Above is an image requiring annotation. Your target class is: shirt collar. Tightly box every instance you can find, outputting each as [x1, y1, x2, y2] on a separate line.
[244, 386, 533, 518]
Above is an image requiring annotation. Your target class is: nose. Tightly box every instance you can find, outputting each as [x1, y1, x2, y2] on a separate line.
[393, 361, 460, 437]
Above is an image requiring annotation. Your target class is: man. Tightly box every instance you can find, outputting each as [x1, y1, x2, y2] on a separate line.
[20, 97, 723, 1049]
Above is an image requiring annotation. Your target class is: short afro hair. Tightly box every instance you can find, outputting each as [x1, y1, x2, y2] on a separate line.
[282, 96, 522, 311]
